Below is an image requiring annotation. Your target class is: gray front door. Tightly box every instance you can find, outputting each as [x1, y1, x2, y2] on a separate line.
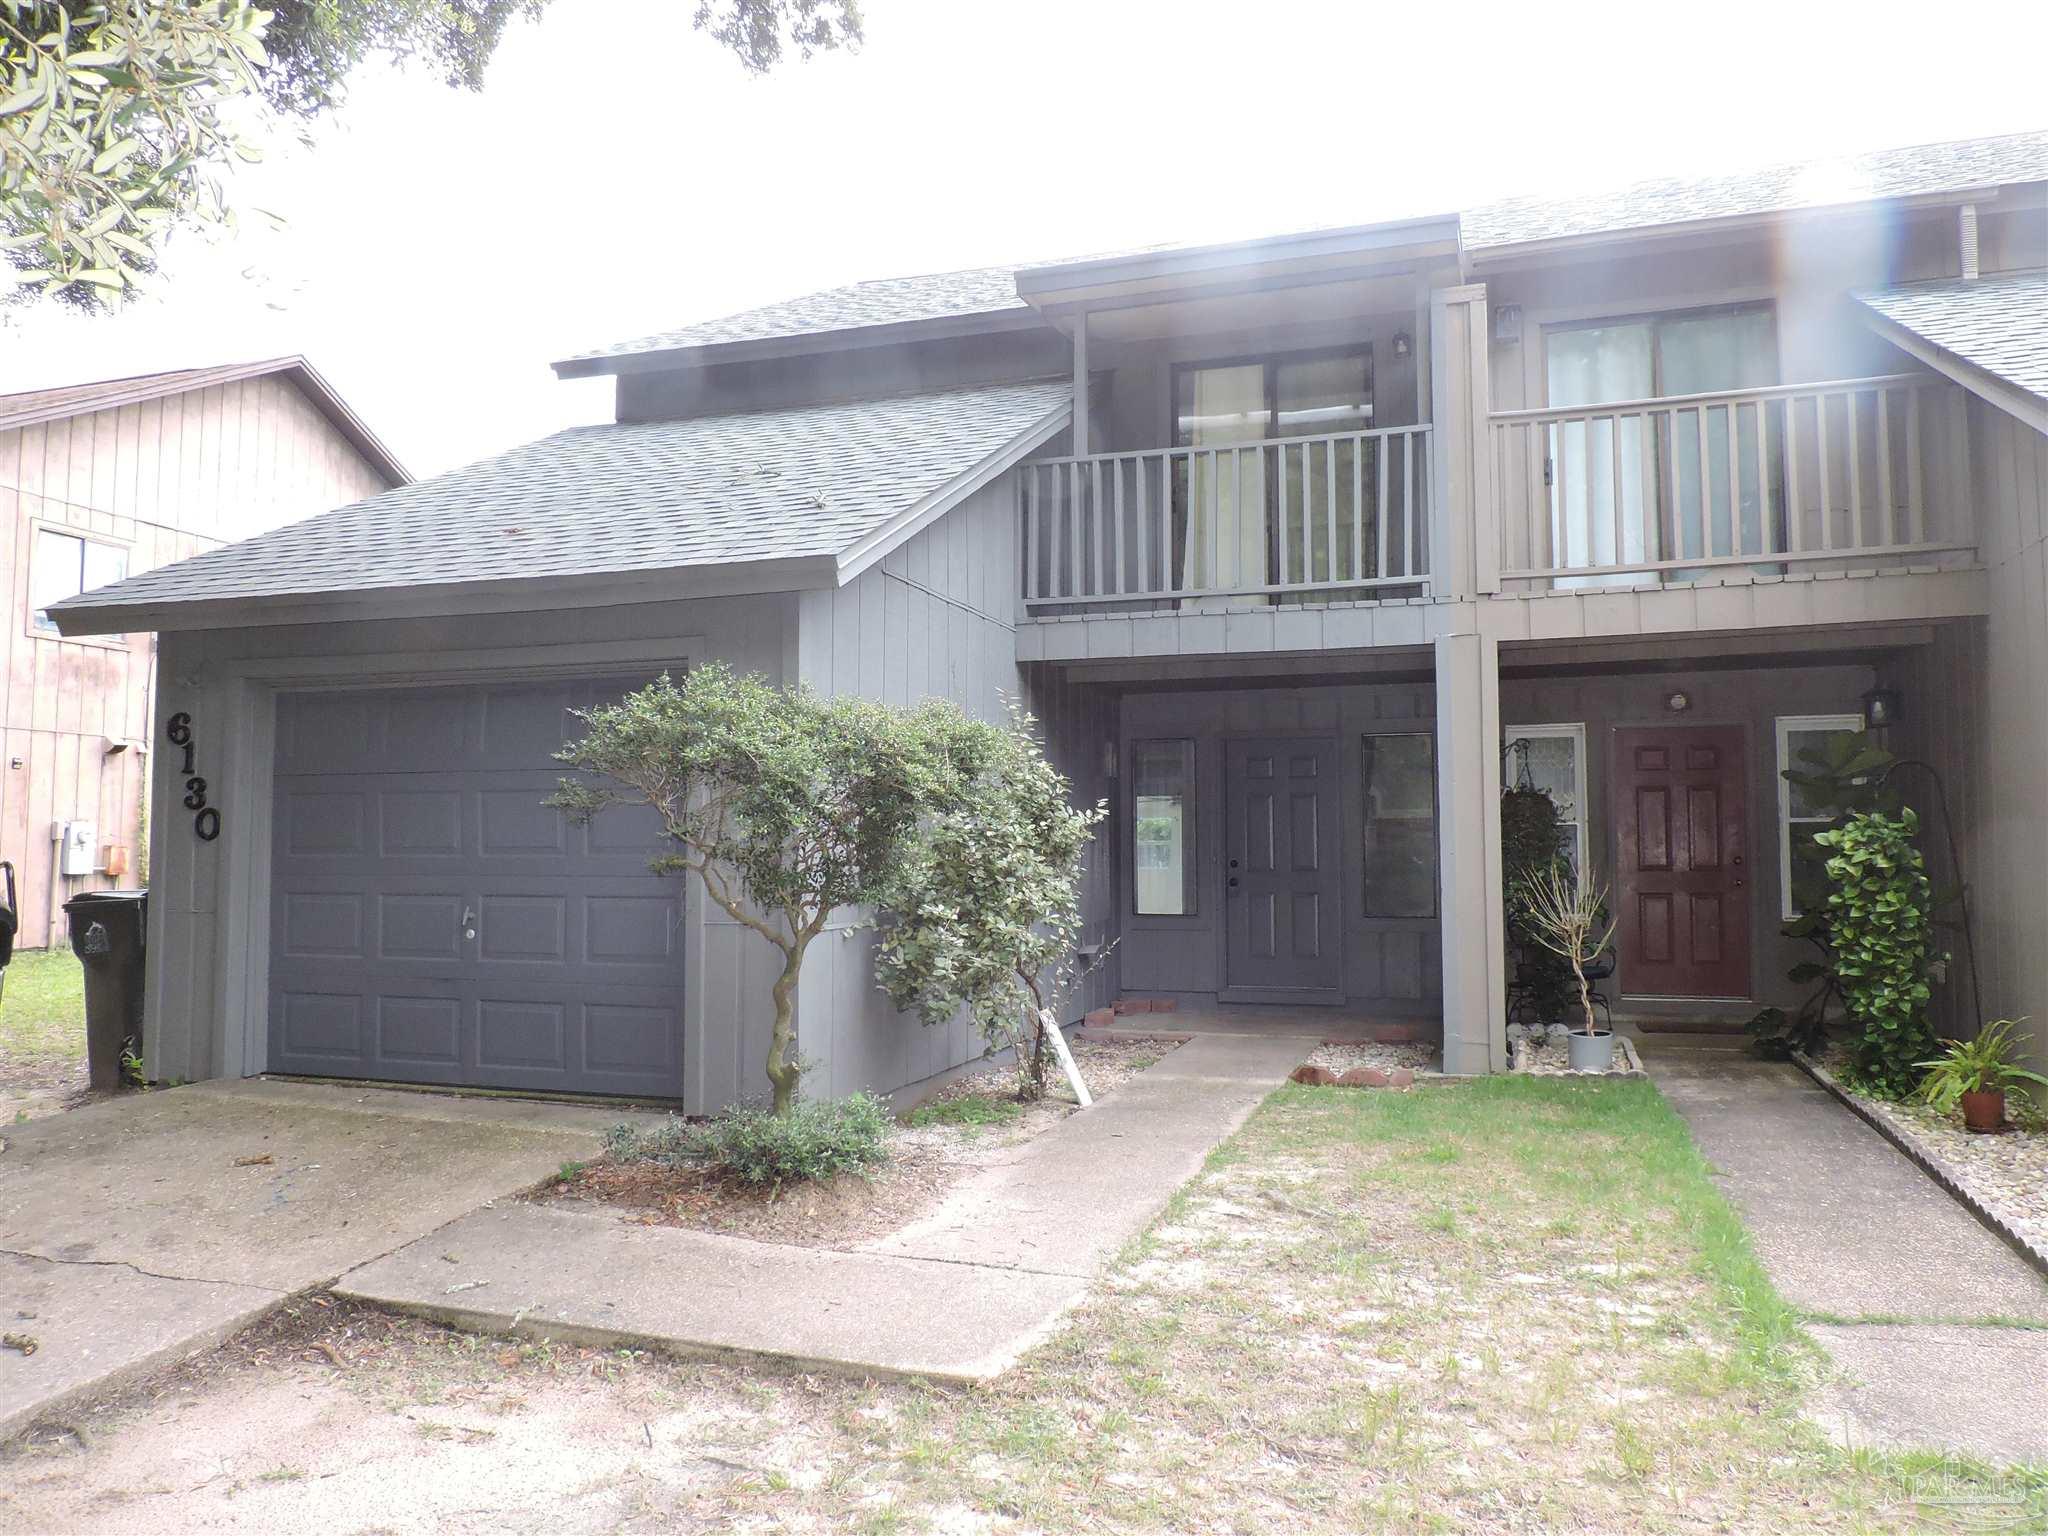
[1224, 736, 1342, 994]
[267, 678, 686, 1098]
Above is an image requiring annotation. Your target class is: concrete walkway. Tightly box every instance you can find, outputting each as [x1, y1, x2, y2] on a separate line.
[0, 1079, 638, 1442]
[1649, 1041, 2048, 1463]
[337, 1033, 1309, 1382]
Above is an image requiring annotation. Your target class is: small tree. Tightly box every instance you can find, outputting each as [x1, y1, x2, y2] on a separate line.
[875, 701, 1105, 1101]
[549, 666, 988, 1116]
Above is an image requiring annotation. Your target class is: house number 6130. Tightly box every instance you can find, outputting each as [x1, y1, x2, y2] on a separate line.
[164, 712, 221, 842]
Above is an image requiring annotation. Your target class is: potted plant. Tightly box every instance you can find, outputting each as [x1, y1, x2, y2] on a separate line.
[1518, 864, 1618, 1073]
[1916, 1019, 2047, 1133]
[1501, 783, 1577, 1034]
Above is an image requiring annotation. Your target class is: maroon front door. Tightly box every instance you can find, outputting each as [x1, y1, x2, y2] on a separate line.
[1613, 726, 1751, 999]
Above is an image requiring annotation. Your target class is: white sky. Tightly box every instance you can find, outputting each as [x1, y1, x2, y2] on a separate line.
[5, 0, 2045, 478]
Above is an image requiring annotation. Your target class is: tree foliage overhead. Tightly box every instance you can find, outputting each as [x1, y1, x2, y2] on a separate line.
[3, 0, 863, 305]
[1, 0, 272, 303]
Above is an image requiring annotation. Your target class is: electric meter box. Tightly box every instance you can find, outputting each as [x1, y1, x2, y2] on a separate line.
[57, 820, 98, 876]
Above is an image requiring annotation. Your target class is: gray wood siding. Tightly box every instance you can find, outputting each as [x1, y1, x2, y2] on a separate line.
[1880, 402, 2048, 1076]
[792, 477, 1118, 1102]
[1500, 661, 1877, 1015]
[141, 593, 792, 1107]
[1118, 681, 1443, 1015]
[0, 377, 391, 949]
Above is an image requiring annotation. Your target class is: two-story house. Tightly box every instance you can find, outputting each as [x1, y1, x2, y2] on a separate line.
[50, 130, 2048, 1102]
[0, 359, 406, 951]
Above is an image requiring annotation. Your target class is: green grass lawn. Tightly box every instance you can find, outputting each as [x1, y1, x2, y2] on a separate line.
[52, 1072, 2037, 1532]
[0, 946, 86, 1064]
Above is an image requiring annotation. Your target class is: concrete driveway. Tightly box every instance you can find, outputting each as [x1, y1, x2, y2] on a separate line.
[0, 1078, 639, 1442]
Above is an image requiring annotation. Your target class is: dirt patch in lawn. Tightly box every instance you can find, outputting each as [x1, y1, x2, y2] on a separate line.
[535, 1037, 1175, 1249]
[11, 1074, 2034, 1535]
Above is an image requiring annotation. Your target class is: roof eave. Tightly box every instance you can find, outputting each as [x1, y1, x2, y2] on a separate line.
[1013, 215, 1462, 311]
[1466, 186, 2010, 267]
[552, 307, 1050, 380]
[47, 553, 842, 638]
[835, 394, 1073, 585]
[1853, 300, 2048, 437]
[0, 355, 410, 487]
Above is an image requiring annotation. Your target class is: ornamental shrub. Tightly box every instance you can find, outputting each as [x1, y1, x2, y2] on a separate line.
[604, 1093, 891, 1186]
[1816, 808, 1941, 1097]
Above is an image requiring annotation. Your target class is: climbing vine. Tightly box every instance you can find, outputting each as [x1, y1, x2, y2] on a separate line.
[1816, 808, 1940, 1097]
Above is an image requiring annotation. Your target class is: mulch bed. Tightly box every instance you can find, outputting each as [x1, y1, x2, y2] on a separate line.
[538, 1037, 1176, 1249]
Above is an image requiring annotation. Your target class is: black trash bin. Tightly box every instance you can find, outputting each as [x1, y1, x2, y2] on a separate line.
[65, 889, 148, 1092]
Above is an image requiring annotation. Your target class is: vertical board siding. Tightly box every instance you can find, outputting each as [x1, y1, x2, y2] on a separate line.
[0, 377, 392, 948]
[793, 478, 1120, 1102]
[1881, 403, 2048, 1077]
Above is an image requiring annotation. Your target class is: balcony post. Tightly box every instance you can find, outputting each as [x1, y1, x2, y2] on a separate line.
[1428, 284, 1499, 598]
[1434, 625, 1507, 1076]
[1072, 310, 1089, 459]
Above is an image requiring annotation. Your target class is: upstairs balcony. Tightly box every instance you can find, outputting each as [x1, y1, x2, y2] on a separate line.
[1017, 424, 1434, 612]
[1487, 373, 1976, 590]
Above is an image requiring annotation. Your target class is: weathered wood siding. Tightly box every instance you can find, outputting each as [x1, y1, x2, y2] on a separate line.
[0, 377, 389, 948]
[1880, 402, 2048, 1076]
[792, 476, 1119, 1101]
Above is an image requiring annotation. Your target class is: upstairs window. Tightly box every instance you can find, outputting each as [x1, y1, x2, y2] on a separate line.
[30, 529, 127, 633]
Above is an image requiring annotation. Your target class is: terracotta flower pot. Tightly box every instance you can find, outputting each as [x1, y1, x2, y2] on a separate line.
[1960, 1089, 2006, 1134]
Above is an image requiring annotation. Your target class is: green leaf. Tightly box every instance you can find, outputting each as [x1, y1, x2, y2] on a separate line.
[90, 135, 140, 173]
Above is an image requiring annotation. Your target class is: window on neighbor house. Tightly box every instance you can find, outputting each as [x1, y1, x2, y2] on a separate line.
[1776, 714, 1866, 920]
[1504, 724, 1588, 878]
[1360, 732, 1436, 917]
[1133, 738, 1196, 916]
[30, 529, 127, 632]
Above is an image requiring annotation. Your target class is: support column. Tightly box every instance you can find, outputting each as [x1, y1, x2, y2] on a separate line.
[1435, 626, 1506, 1076]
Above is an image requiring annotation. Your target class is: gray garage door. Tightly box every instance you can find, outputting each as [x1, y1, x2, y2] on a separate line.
[267, 677, 685, 1098]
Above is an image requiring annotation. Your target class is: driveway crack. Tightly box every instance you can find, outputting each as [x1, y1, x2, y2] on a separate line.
[0, 1244, 282, 1293]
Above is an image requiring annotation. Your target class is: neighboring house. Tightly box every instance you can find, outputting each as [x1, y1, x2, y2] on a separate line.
[50, 130, 2048, 1102]
[0, 359, 406, 952]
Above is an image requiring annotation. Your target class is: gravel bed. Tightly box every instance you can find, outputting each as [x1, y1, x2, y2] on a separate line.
[1809, 1046, 2048, 1261]
[1305, 1040, 1437, 1074]
[1508, 1030, 1645, 1077]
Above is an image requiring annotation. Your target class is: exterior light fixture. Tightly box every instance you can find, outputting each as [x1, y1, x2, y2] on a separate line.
[1862, 687, 1903, 730]
[1664, 691, 1691, 713]
[1391, 330, 1413, 360]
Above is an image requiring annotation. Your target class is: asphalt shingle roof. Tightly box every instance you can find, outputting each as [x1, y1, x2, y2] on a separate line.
[568, 133, 2047, 368]
[1463, 130, 2048, 251]
[1857, 271, 2048, 403]
[53, 379, 1068, 622]
[565, 266, 1030, 363]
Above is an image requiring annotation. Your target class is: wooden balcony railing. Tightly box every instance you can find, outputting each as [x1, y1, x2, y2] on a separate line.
[1488, 374, 1973, 585]
[1018, 425, 1432, 608]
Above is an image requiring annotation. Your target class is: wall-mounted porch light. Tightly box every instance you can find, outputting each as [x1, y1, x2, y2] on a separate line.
[1861, 686, 1903, 730]
[1391, 330, 1412, 360]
